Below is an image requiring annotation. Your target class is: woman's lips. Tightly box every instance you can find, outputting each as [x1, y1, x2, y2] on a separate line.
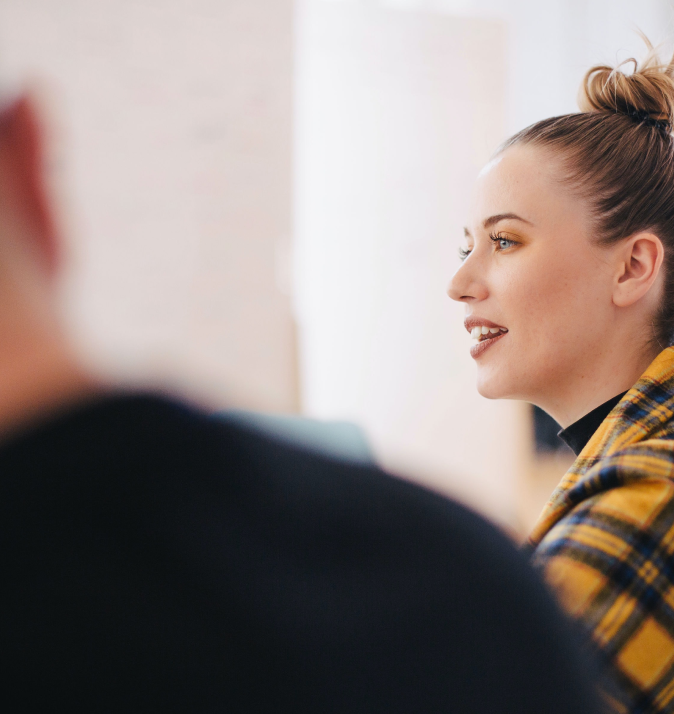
[470, 330, 507, 359]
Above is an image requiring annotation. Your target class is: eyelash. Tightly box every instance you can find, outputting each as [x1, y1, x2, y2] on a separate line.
[458, 233, 518, 261]
[490, 232, 518, 251]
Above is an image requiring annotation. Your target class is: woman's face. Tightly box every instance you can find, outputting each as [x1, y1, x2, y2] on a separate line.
[448, 143, 621, 409]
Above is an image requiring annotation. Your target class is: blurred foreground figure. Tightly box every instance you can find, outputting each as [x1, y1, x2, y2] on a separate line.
[0, 94, 600, 713]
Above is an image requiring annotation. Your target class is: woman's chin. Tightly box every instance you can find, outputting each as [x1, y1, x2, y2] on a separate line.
[475, 369, 513, 400]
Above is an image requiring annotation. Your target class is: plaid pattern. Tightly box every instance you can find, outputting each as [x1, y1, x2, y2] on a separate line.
[530, 347, 674, 713]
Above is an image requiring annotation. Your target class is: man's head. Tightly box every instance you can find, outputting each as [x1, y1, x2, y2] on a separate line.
[0, 92, 98, 435]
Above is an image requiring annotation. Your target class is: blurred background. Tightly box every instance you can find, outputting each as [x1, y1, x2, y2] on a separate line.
[0, 0, 670, 536]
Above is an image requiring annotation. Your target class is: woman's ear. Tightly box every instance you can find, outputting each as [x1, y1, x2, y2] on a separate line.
[612, 232, 665, 308]
[0, 92, 59, 275]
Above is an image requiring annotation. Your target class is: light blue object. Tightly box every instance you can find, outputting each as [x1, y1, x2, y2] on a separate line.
[216, 410, 374, 466]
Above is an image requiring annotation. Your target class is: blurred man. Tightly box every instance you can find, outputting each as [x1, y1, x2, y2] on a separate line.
[0, 93, 600, 713]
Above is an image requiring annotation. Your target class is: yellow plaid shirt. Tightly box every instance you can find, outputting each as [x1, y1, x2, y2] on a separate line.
[530, 347, 674, 713]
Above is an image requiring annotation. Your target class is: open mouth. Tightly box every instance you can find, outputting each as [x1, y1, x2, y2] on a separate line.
[465, 321, 508, 359]
[470, 326, 508, 342]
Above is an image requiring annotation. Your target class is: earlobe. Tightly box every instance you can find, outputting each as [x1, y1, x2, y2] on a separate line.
[613, 233, 664, 308]
[0, 92, 59, 275]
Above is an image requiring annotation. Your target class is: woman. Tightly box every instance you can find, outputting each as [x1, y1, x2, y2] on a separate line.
[449, 44, 674, 713]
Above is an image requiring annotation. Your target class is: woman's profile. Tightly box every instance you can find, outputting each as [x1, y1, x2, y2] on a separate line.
[449, 40, 674, 713]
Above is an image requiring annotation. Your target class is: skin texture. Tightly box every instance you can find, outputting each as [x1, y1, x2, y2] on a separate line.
[448, 143, 665, 428]
[0, 93, 100, 439]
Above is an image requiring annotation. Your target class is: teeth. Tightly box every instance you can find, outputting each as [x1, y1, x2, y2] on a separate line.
[470, 325, 508, 340]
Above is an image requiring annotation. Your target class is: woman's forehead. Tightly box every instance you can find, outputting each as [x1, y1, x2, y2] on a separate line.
[470, 145, 578, 230]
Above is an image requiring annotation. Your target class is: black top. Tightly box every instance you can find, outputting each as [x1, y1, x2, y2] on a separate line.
[558, 393, 627, 456]
[0, 394, 601, 713]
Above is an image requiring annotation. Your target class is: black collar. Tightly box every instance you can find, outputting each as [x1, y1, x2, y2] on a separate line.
[558, 392, 627, 456]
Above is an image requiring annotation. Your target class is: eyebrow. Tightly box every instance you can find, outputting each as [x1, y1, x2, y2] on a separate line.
[483, 212, 532, 229]
[464, 213, 532, 237]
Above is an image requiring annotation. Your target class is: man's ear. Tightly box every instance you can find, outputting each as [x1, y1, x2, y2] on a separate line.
[0, 92, 59, 274]
[612, 232, 665, 308]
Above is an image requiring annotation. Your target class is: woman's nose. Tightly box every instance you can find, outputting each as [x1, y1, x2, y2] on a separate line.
[447, 257, 488, 303]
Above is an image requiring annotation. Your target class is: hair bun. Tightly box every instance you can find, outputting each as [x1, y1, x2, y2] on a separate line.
[579, 41, 674, 130]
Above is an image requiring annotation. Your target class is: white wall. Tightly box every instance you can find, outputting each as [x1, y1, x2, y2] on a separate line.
[323, 0, 673, 134]
[295, 1, 529, 526]
[0, 0, 297, 411]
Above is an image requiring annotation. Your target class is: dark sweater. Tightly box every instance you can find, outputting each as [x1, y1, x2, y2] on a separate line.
[0, 394, 600, 713]
[559, 392, 627, 455]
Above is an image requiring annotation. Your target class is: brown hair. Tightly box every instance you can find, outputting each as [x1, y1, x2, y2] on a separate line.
[500, 40, 674, 348]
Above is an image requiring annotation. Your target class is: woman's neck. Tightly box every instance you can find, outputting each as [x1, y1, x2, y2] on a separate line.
[534, 342, 661, 429]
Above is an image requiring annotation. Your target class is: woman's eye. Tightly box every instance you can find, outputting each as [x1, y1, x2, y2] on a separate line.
[490, 233, 517, 251]
[458, 247, 472, 261]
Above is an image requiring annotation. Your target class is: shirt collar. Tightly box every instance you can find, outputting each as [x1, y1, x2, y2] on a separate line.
[557, 393, 628, 456]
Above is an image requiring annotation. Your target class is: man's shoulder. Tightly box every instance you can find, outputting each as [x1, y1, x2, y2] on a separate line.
[0, 391, 479, 526]
[0, 389, 534, 622]
[0, 392, 601, 714]
[0, 390, 525, 578]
